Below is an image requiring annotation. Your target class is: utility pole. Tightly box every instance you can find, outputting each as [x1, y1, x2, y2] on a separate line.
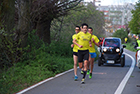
[93, 0, 101, 6]
[93, 0, 95, 5]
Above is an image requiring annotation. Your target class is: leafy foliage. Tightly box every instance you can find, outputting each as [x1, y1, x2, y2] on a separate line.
[124, 42, 137, 52]
[0, 32, 73, 93]
[112, 28, 129, 43]
[30, 0, 83, 44]
[0, 54, 73, 94]
[51, 3, 105, 42]
[129, 0, 140, 34]
[0, 1, 103, 94]
[0, 28, 23, 69]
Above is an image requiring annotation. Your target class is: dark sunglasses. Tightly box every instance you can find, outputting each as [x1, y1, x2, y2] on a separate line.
[75, 29, 80, 30]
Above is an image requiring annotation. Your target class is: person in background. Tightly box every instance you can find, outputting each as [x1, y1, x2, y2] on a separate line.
[99, 37, 104, 46]
[106, 40, 117, 47]
[73, 23, 92, 84]
[124, 37, 128, 43]
[134, 36, 140, 62]
[87, 27, 100, 78]
[71, 26, 80, 81]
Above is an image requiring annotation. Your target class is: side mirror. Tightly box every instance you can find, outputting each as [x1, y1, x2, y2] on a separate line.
[122, 45, 126, 48]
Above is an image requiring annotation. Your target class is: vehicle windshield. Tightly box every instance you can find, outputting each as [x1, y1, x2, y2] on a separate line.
[103, 39, 120, 47]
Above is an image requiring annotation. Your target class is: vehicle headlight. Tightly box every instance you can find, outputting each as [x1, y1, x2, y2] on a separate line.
[116, 48, 120, 52]
[103, 48, 107, 52]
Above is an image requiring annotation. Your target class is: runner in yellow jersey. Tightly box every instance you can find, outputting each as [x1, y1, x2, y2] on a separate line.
[124, 37, 128, 43]
[71, 26, 80, 81]
[73, 23, 92, 84]
[134, 36, 140, 61]
[87, 27, 100, 78]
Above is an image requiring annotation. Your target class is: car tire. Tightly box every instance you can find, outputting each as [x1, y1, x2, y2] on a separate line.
[121, 54, 125, 67]
[98, 58, 102, 66]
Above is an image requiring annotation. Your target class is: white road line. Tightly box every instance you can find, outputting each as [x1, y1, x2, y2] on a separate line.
[17, 52, 135, 94]
[114, 52, 135, 94]
[16, 69, 74, 94]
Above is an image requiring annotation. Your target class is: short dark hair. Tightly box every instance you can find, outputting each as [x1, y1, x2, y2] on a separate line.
[75, 26, 80, 30]
[81, 23, 88, 28]
[88, 27, 93, 31]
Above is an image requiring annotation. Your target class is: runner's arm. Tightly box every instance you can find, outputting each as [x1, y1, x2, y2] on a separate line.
[73, 39, 83, 48]
[89, 41, 92, 47]
[71, 44, 74, 48]
[92, 38, 100, 47]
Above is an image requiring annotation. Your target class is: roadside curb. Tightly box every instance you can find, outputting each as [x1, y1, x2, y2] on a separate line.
[16, 68, 74, 94]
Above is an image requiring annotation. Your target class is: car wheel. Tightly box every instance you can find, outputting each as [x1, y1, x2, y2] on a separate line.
[98, 58, 102, 66]
[121, 54, 125, 67]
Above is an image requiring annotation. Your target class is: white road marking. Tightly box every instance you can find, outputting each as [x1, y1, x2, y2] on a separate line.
[17, 52, 135, 94]
[16, 69, 74, 94]
[114, 52, 135, 94]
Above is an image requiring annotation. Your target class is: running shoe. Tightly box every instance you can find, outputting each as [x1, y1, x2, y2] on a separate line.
[87, 69, 90, 75]
[81, 78, 85, 84]
[81, 70, 84, 75]
[89, 73, 92, 79]
[74, 76, 78, 81]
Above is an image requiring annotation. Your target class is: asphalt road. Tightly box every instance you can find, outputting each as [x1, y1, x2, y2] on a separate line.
[17, 49, 140, 94]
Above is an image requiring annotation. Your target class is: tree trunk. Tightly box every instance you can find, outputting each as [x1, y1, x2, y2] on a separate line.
[17, 0, 31, 47]
[36, 18, 52, 44]
[1, 0, 15, 32]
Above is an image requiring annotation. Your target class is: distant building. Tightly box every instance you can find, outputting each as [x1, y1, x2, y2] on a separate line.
[81, 1, 135, 33]
[96, 3, 135, 33]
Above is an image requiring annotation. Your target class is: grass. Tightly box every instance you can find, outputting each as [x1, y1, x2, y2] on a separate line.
[1, 43, 131, 94]
[123, 42, 137, 52]
[0, 55, 73, 94]
[0, 45, 101, 94]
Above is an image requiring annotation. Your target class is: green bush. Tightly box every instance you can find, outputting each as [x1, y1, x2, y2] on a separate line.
[0, 27, 100, 94]
[112, 28, 129, 43]
[0, 28, 23, 69]
[0, 53, 73, 94]
[0, 30, 74, 94]
[46, 40, 72, 57]
[124, 42, 137, 52]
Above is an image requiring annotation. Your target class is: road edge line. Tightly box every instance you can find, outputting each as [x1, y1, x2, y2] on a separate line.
[16, 68, 74, 94]
[114, 52, 135, 94]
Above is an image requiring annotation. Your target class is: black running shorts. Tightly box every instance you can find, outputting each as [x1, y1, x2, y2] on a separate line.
[73, 52, 78, 56]
[78, 50, 89, 62]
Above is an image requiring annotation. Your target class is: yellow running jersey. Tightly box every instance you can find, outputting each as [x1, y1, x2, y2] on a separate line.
[125, 38, 128, 42]
[89, 35, 99, 53]
[76, 32, 92, 50]
[72, 34, 79, 52]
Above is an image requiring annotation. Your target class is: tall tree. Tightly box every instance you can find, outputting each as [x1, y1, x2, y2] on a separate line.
[31, 0, 82, 44]
[129, 0, 140, 34]
[56, 3, 105, 39]
[16, 0, 31, 47]
[0, 0, 15, 32]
